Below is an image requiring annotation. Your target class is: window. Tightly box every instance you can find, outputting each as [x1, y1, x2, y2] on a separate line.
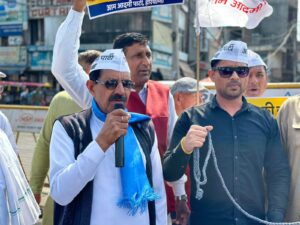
[29, 19, 44, 45]
[81, 11, 152, 44]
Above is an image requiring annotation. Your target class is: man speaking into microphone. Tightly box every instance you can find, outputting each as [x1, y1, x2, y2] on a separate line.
[49, 49, 167, 225]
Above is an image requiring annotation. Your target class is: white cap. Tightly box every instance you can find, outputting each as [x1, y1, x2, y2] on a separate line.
[90, 49, 130, 73]
[0, 72, 6, 78]
[211, 40, 248, 65]
[248, 49, 267, 68]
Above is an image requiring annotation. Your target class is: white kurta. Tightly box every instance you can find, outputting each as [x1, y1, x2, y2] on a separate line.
[277, 95, 300, 221]
[0, 112, 18, 224]
[0, 130, 40, 225]
[0, 111, 17, 153]
[0, 163, 9, 225]
[50, 112, 167, 225]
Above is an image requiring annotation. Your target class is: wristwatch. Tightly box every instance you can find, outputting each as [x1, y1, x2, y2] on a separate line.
[175, 194, 188, 202]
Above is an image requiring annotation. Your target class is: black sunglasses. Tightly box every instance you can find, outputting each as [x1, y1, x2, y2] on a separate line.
[213, 67, 249, 78]
[94, 79, 135, 90]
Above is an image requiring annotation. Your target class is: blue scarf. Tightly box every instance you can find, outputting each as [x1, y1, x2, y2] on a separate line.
[92, 99, 159, 215]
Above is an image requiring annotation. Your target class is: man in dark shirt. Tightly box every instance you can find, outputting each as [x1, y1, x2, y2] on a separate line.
[163, 40, 290, 225]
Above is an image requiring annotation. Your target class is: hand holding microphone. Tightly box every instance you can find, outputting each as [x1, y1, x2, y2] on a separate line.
[95, 104, 130, 159]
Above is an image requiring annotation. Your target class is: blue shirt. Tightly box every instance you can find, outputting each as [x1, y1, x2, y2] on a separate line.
[163, 96, 290, 225]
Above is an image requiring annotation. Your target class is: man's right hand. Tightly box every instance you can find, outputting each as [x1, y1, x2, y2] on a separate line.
[72, 0, 87, 12]
[182, 125, 213, 153]
[95, 109, 130, 151]
[174, 199, 190, 225]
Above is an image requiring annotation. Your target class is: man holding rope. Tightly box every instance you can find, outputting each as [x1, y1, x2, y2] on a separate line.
[163, 40, 290, 225]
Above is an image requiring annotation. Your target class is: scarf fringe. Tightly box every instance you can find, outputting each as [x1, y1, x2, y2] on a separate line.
[117, 187, 159, 216]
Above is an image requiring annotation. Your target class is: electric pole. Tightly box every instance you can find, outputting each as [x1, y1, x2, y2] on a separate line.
[171, 5, 180, 80]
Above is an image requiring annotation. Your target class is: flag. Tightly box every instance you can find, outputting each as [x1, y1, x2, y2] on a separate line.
[195, 0, 273, 30]
[87, 0, 184, 20]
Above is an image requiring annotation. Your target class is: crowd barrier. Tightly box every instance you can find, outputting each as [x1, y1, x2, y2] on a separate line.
[0, 82, 299, 138]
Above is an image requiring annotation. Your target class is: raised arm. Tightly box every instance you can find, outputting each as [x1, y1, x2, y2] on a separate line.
[51, 0, 92, 109]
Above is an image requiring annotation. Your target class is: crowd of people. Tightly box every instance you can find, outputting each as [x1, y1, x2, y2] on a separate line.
[0, 0, 299, 225]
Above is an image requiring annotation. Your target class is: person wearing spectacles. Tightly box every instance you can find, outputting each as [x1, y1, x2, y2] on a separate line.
[94, 79, 135, 90]
[51, 1, 187, 224]
[50, 49, 166, 225]
[163, 40, 290, 225]
[245, 50, 268, 97]
[29, 50, 101, 225]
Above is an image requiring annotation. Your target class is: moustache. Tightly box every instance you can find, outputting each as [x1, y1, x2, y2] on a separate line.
[227, 81, 241, 87]
[109, 94, 127, 102]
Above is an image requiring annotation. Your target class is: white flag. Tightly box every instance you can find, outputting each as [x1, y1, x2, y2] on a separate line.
[195, 0, 273, 30]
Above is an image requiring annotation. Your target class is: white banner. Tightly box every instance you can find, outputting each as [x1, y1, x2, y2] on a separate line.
[87, 0, 183, 20]
[195, 0, 273, 30]
[0, 106, 48, 133]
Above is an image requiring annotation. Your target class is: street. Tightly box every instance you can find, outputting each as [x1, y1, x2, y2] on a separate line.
[17, 132, 44, 225]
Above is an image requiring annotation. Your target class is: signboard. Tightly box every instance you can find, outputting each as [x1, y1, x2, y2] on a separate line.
[189, 82, 300, 98]
[151, 6, 172, 23]
[0, 0, 27, 36]
[8, 35, 23, 45]
[30, 51, 52, 70]
[29, 0, 72, 19]
[0, 24, 23, 36]
[0, 46, 27, 67]
[29, 6, 71, 19]
[247, 97, 288, 117]
[152, 20, 172, 53]
[0, 105, 48, 133]
[87, 0, 184, 19]
[152, 51, 172, 69]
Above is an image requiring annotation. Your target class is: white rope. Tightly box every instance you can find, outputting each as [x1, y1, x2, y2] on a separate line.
[193, 132, 300, 225]
[193, 142, 211, 200]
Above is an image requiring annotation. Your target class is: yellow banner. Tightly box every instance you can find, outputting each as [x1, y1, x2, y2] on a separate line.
[247, 97, 288, 117]
[87, 0, 118, 6]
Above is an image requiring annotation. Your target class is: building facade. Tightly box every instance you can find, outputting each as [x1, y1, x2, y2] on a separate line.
[0, 0, 298, 104]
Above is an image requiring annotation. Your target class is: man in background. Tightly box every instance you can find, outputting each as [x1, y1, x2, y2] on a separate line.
[277, 95, 300, 222]
[245, 50, 268, 97]
[171, 77, 211, 116]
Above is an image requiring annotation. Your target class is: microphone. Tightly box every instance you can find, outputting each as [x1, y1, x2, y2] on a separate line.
[114, 103, 125, 167]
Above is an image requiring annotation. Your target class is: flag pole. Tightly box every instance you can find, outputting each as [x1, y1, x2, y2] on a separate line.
[195, 0, 201, 105]
[196, 32, 201, 105]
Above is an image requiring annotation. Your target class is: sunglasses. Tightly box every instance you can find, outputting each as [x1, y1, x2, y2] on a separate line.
[95, 79, 135, 90]
[213, 67, 249, 78]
